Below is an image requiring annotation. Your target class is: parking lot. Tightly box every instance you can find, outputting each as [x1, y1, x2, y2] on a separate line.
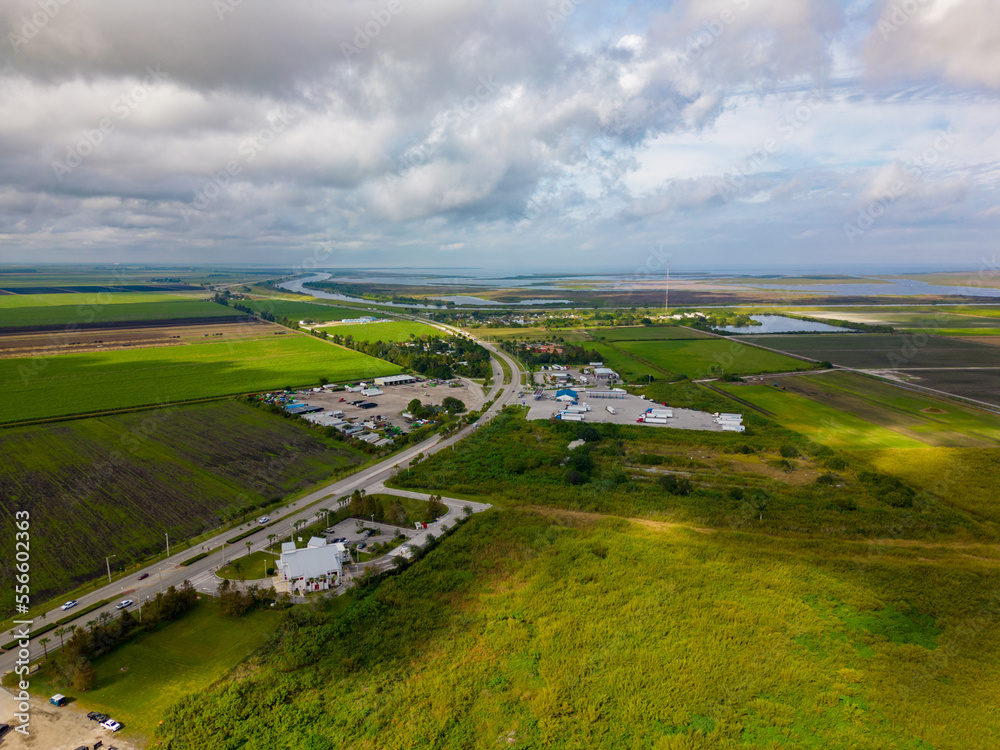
[523, 389, 725, 432]
[288, 379, 484, 433]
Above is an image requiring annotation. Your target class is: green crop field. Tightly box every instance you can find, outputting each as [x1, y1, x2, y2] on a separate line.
[586, 341, 662, 381]
[0, 399, 368, 608]
[754, 333, 1000, 369]
[589, 325, 713, 341]
[327, 320, 440, 342]
[240, 298, 362, 322]
[157, 508, 1000, 749]
[34, 598, 278, 740]
[715, 383, 928, 449]
[0, 292, 201, 308]
[474, 327, 592, 343]
[0, 334, 399, 423]
[616, 339, 814, 378]
[0, 298, 243, 330]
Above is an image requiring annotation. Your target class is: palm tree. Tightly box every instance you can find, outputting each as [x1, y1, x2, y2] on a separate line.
[98, 611, 112, 626]
[245, 541, 252, 558]
[39, 637, 50, 657]
[55, 626, 67, 648]
[267, 533, 276, 549]
[86, 619, 98, 632]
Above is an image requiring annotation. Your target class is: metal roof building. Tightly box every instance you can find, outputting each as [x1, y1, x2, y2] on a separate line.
[277, 538, 345, 595]
[374, 374, 418, 386]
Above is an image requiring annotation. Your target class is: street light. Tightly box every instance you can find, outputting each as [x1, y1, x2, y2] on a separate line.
[105, 554, 116, 585]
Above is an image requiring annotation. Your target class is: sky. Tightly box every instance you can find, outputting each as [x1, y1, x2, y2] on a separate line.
[1, 0, 998, 273]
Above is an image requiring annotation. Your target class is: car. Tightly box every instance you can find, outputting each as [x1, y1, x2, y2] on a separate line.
[88, 711, 109, 723]
[115, 599, 134, 610]
[60, 600, 78, 611]
[138, 572, 149, 580]
[102, 719, 122, 732]
[257, 515, 270, 524]
[356, 542, 367, 550]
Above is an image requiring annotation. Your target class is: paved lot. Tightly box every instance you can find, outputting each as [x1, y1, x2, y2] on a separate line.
[287, 379, 483, 433]
[525, 389, 725, 432]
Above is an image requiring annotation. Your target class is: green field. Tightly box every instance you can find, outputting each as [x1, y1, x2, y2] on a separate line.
[716, 383, 928, 449]
[158, 509, 1000, 749]
[0, 334, 399, 423]
[589, 325, 713, 341]
[327, 320, 441, 342]
[36, 599, 278, 740]
[0, 298, 243, 330]
[615, 339, 813, 379]
[471, 327, 592, 342]
[0, 399, 367, 608]
[217, 550, 280, 580]
[240, 298, 362, 322]
[754, 333, 1000, 369]
[0, 292, 201, 308]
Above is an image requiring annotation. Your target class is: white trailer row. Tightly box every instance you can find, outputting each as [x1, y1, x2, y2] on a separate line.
[557, 411, 585, 421]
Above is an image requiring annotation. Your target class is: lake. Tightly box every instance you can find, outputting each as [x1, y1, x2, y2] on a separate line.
[715, 315, 856, 334]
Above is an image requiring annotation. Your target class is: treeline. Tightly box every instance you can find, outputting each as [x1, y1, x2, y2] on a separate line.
[502, 341, 602, 366]
[212, 293, 298, 328]
[329, 332, 491, 379]
[346, 488, 446, 524]
[217, 579, 285, 616]
[47, 582, 198, 692]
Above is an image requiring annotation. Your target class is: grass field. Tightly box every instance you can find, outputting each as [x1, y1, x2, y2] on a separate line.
[240, 298, 361, 322]
[0, 298, 244, 330]
[472, 327, 592, 342]
[0, 399, 367, 608]
[35, 598, 279, 740]
[326, 320, 441, 342]
[158, 509, 1000, 749]
[0, 334, 399, 423]
[716, 382, 929, 449]
[0, 292, 202, 308]
[616, 338, 814, 379]
[217, 550, 280, 580]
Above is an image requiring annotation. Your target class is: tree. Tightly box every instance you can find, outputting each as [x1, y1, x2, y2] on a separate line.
[442, 396, 466, 413]
[39, 637, 51, 658]
[71, 657, 96, 692]
[55, 626, 68, 648]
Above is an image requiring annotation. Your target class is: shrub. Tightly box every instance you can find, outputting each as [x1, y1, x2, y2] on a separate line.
[565, 469, 585, 485]
[779, 444, 800, 458]
[659, 475, 693, 496]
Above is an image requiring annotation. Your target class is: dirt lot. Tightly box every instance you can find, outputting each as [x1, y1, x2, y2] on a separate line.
[289, 379, 485, 433]
[523, 388, 725, 432]
[0, 689, 140, 750]
[0, 320, 283, 358]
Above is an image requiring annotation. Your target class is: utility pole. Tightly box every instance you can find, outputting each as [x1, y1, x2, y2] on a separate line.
[165, 533, 170, 558]
[105, 555, 116, 585]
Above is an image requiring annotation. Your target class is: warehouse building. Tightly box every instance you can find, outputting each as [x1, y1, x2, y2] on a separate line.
[374, 374, 418, 386]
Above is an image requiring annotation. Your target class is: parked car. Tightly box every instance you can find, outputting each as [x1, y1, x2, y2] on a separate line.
[60, 600, 78, 611]
[115, 599, 134, 610]
[356, 543, 367, 550]
[138, 572, 149, 580]
[88, 712, 109, 722]
[257, 515, 270, 524]
[102, 719, 122, 732]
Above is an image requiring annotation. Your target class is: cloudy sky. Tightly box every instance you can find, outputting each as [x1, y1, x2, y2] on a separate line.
[1, 0, 998, 272]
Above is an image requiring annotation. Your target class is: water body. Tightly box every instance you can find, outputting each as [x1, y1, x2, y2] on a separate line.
[746, 278, 1000, 298]
[716, 314, 856, 334]
[279, 274, 570, 308]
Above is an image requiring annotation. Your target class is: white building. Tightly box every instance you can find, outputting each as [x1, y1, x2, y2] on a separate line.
[593, 367, 619, 380]
[276, 537, 346, 595]
[374, 374, 418, 386]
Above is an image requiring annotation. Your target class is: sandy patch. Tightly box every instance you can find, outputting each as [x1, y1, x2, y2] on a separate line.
[0, 689, 142, 750]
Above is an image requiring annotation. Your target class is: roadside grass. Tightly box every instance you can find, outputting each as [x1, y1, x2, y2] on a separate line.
[714, 383, 927, 449]
[240, 298, 360, 321]
[216, 550, 280, 580]
[32, 597, 278, 741]
[157, 509, 1000, 749]
[0, 334, 399, 423]
[472, 327, 592, 342]
[324, 320, 440, 342]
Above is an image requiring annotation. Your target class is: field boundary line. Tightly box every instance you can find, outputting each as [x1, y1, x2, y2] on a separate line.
[699, 382, 776, 417]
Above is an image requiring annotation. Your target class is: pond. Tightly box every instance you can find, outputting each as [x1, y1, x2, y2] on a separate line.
[715, 314, 856, 334]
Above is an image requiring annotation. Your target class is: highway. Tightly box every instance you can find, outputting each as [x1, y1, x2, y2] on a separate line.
[0, 321, 525, 675]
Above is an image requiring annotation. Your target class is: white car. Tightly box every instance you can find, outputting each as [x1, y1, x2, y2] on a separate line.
[257, 515, 270, 524]
[115, 599, 133, 610]
[60, 600, 78, 611]
[102, 719, 122, 732]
